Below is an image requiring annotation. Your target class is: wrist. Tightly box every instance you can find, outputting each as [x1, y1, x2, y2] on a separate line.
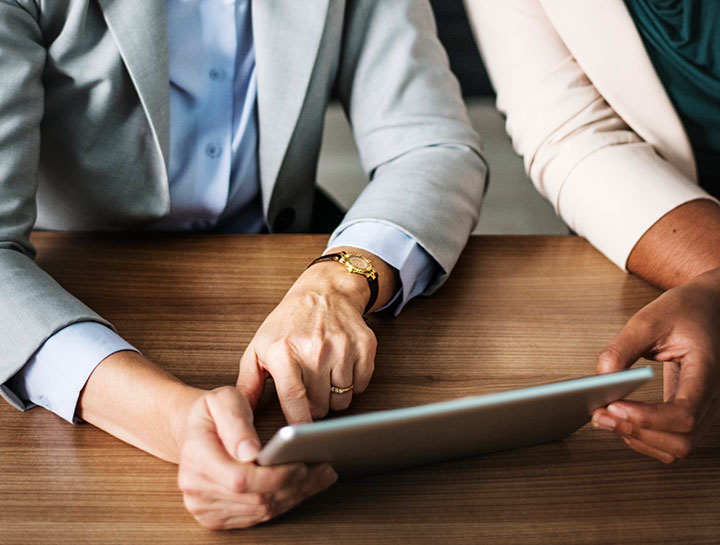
[628, 199, 720, 289]
[168, 385, 207, 463]
[292, 263, 370, 315]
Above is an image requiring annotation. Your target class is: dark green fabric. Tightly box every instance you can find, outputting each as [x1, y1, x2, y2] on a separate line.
[625, 0, 720, 195]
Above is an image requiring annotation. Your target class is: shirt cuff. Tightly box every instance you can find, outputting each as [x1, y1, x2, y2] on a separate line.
[328, 222, 438, 315]
[6, 322, 139, 424]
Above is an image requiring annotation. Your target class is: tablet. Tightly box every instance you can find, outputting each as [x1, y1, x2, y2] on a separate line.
[257, 367, 653, 475]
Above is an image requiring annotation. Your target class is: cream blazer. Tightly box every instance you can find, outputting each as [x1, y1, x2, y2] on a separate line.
[465, 0, 715, 269]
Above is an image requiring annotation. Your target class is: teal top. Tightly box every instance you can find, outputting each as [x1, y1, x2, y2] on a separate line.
[624, 0, 720, 195]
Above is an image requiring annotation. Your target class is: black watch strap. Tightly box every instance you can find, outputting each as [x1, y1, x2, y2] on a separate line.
[364, 272, 379, 315]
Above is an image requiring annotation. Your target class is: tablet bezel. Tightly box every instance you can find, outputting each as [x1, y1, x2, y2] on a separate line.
[257, 366, 653, 474]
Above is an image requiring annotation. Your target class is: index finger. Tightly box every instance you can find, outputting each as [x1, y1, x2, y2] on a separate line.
[596, 314, 663, 375]
[183, 415, 309, 494]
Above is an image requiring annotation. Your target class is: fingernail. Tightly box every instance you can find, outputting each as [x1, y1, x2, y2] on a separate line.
[237, 440, 261, 463]
[320, 464, 338, 485]
[302, 465, 337, 494]
[591, 414, 616, 431]
[290, 464, 309, 483]
[607, 404, 628, 420]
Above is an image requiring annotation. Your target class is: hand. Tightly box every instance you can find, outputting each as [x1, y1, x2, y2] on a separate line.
[177, 386, 337, 529]
[237, 254, 381, 423]
[79, 353, 336, 529]
[591, 268, 720, 463]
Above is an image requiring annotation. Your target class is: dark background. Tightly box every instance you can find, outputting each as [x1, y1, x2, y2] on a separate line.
[430, 0, 493, 97]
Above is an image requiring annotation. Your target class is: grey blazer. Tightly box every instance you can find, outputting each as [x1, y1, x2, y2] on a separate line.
[0, 0, 486, 408]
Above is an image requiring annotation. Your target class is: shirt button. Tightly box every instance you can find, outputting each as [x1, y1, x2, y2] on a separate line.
[192, 219, 212, 231]
[273, 208, 296, 232]
[205, 143, 222, 158]
[209, 68, 226, 82]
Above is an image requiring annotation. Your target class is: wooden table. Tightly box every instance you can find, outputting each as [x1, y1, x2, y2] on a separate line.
[1, 234, 718, 544]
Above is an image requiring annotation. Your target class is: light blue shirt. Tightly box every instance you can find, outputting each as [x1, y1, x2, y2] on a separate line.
[7, 0, 435, 423]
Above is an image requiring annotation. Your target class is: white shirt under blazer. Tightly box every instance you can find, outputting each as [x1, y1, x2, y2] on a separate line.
[465, 0, 717, 269]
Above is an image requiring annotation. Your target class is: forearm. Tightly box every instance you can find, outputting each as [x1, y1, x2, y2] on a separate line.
[81, 353, 333, 529]
[628, 199, 720, 289]
[77, 351, 204, 463]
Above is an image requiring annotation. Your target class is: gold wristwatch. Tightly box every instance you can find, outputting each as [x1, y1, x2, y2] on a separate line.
[307, 251, 378, 314]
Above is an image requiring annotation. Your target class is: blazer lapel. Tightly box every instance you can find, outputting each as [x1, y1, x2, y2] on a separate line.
[96, 0, 171, 173]
[252, 0, 330, 212]
[540, 0, 697, 181]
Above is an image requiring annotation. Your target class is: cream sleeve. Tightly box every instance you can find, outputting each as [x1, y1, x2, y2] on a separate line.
[464, 0, 714, 269]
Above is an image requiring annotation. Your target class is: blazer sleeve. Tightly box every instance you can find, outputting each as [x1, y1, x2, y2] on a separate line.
[0, 1, 112, 401]
[464, 0, 714, 270]
[330, 0, 488, 292]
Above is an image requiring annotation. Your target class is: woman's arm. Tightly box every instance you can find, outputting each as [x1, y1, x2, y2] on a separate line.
[79, 351, 336, 529]
[464, 0, 713, 271]
[464, 0, 720, 462]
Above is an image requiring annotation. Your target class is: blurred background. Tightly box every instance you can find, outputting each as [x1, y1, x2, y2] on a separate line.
[316, 0, 567, 235]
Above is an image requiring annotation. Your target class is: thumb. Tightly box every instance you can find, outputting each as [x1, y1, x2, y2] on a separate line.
[236, 344, 267, 411]
[597, 315, 661, 374]
[206, 386, 262, 463]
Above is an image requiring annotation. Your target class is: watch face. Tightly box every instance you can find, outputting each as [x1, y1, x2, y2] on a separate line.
[346, 255, 370, 271]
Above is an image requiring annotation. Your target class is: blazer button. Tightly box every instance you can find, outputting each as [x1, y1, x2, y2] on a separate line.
[273, 208, 295, 232]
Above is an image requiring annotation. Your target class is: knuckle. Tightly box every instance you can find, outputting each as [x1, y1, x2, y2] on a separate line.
[183, 495, 212, 524]
[362, 357, 375, 377]
[228, 469, 249, 494]
[297, 331, 326, 358]
[330, 329, 348, 346]
[680, 414, 697, 434]
[673, 440, 692, 460]
[679, 406, 699, 433]
[597, 345, 623, 369]
[336, 337, 352, 360]
[178, 441, 203, 469]
[363, 329, 378, 350]
[216, 384, 237, 396]
[259, 510, 275, 524]
[278, 464, 306, 487]
[244, 492, 265, 506]
[356, 336, 374, 359]
[311, 402, 329, 419]
[177, 471, 194, 494]
[625, 312, 653, 332]
[196, 515, 225, 531]
[267, 340, 294, 363]
[255, 498, 275, 521]
[632, 413, 652, 429]
[284, 381, 309, 402]
[356, 329, 376, 354]
[354, 361, 374, 393]
[182, 494, 199, 513]
[210, 385, 236, 402]
[304, 356, 325, 373]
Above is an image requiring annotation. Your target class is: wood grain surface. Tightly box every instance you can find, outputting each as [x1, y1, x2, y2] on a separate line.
[1, 234, 718, 544]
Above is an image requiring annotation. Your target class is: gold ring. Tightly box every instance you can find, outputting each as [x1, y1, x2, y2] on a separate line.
[330, 384, 354, 395]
